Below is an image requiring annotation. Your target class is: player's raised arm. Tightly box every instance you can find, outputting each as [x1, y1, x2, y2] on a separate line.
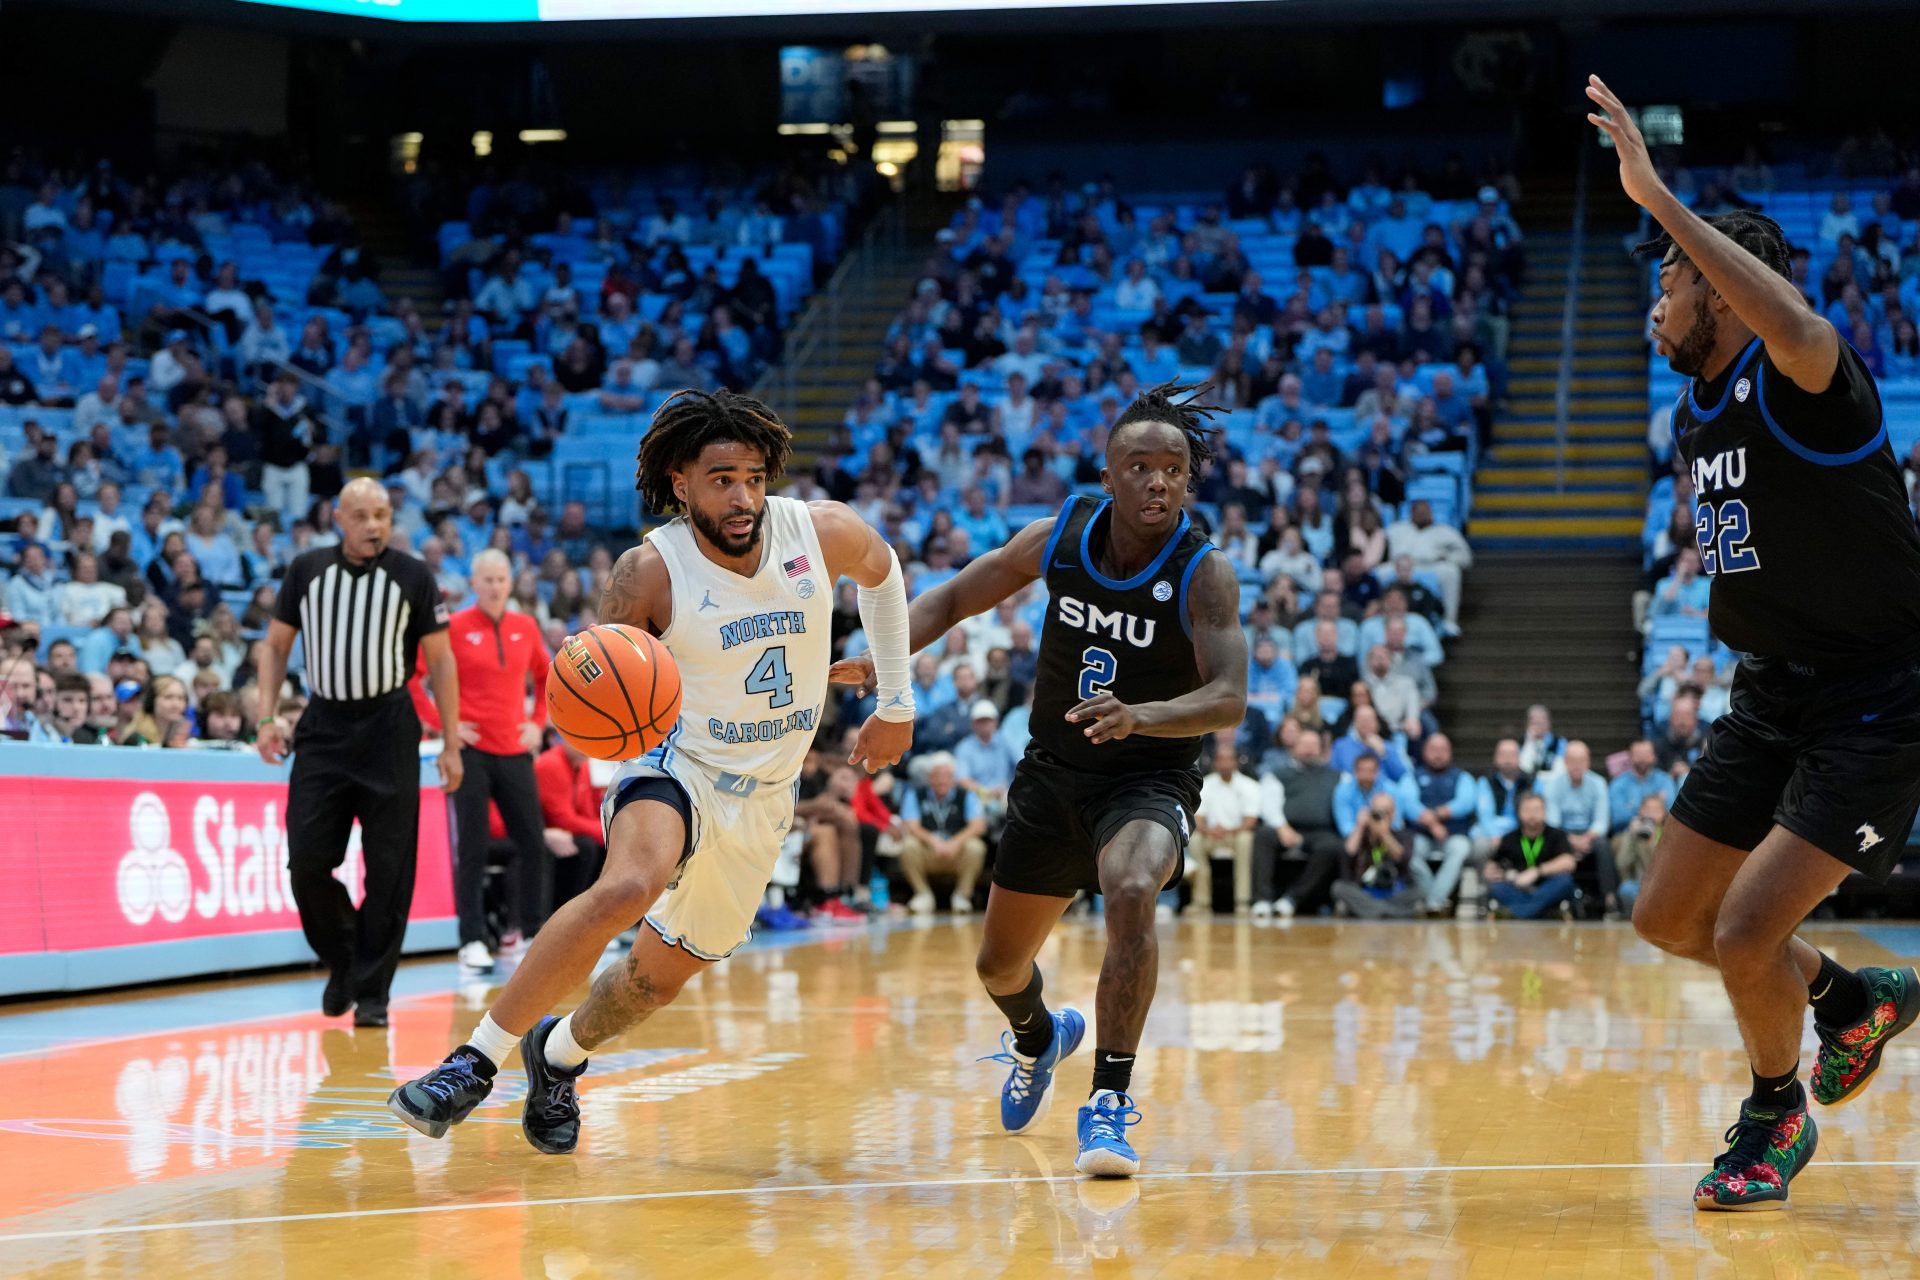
[1585, 74, 1837, 392]
[1068, 548, 1247, 743]
[827, 515, 1052, 689]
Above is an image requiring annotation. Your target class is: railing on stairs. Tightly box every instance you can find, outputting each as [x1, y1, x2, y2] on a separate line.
[752, 199, 909, 424]
[1553, 144, 1589, 495]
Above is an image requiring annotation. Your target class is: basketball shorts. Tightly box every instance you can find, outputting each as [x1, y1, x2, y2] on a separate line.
[1670, 655, 1920, 881]
[601, 745, 798, 960]
[992, 747, 1201, 898]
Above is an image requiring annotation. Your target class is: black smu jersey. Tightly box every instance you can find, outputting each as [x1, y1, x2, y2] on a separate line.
[1030, 494, 1217, 773]
[1672, 336, 1920, 668]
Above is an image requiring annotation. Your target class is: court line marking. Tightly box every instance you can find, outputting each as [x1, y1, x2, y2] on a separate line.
[10, 1159, 1920, 1244]
[0, 925, 915, 1064]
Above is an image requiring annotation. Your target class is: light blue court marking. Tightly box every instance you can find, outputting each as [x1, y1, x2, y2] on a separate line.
[0, 918, 920, 1058]
[1855, 926, 1920, 958]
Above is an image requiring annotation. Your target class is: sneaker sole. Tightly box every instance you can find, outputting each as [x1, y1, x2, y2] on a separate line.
[1816, 968, 1920, 1108]
[1693, 1193, 1787, 1212]
[1075, 1147, 1140, 1178]
[386, 1090, 480, 1140]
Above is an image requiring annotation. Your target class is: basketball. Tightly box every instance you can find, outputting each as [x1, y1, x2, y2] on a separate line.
[545, 623, 682, 761]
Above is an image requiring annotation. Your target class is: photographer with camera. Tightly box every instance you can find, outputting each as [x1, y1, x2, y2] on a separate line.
[1331, 752, 1421, 918]
[1486, 792, 1578, 920]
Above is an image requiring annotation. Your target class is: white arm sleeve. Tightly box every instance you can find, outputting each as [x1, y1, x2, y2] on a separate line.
[858, 550, 915, 723]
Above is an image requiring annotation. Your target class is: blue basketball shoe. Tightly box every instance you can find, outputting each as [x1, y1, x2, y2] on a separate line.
[980, 1006, 1085, 1134]
[1075, 1090, 1143, 1177]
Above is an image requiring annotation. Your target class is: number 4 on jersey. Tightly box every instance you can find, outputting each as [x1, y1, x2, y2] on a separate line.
[746, 646, 794, 709]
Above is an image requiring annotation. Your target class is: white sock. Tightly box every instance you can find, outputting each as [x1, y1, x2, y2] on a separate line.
[465, 1013, 520, 1069]
[545, 1012, 591, 1070]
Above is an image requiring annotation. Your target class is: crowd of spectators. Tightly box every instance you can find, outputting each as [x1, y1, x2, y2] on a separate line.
[0, 144, 1737, 925]
[0, 148, 840, 752]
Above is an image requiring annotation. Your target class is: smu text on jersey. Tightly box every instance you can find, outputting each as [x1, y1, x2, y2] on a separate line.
[1053, 594, 1159, 649]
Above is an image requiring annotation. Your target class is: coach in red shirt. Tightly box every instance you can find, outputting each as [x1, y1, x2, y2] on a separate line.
[412, 547, 551, 972]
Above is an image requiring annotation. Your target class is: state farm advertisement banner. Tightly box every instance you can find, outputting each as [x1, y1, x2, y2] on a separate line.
[0, 776, 452, 956]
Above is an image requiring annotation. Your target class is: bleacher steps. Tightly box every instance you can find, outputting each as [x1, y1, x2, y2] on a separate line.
[1434, 550, 1644, 763]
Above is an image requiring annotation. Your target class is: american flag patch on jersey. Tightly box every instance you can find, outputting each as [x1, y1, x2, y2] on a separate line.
[783, 555, 811, 578]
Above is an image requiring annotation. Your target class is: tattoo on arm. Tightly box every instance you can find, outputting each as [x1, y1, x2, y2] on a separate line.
[568, 948, 670, 1050]
[599, 547, 653, 631]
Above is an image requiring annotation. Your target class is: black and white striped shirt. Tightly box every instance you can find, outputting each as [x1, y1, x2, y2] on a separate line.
[272, 547, 448, 705]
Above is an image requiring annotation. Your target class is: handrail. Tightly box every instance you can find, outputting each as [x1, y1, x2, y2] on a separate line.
[752, 196, 909, 423]
[1553, 145, 1589, 495]
[164, 301, 355, 448]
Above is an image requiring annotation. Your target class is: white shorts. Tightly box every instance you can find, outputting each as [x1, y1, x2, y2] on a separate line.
[600, 746, 797, 961]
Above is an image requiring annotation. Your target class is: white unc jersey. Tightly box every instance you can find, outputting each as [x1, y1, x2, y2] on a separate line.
[648, 495, 833, 783]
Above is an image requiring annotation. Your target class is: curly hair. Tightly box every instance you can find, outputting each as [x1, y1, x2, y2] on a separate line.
[1634, 209, 1794, 283]
[635, 388, 793, 514]
[1110, 378, 1223, 491]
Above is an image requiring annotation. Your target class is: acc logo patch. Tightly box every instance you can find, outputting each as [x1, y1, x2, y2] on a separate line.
[1152, 579, 1174, 602]
[1734, 377, 1751, 403]
[562, 634, 604, 683]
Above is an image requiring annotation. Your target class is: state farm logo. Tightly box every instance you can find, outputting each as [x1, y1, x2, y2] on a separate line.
[115, 790, 364, 926]
[118, 793, 192, 925]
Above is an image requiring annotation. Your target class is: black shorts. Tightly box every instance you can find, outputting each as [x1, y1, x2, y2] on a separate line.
[1670, 655, 1920, 881]
[992, 748, 1201, 898]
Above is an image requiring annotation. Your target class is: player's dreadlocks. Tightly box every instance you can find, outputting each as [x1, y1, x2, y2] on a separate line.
[1110, 379, 1223, 492]
[1633, 209, 1795, 283]
[635, 388, 793, 514]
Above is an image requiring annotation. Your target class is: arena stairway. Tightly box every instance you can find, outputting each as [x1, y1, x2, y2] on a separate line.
[1438, 169, 1648, 762]
[1469, 183, 1647, 550]
[1434, 549, 1645, 765]
[346, 197, 446, 321]
[776, 195, 963, 467]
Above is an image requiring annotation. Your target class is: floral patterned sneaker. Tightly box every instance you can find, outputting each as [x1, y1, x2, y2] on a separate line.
[1812, 966, 1920, 1107]
[1694, 1091, 1817, 1212]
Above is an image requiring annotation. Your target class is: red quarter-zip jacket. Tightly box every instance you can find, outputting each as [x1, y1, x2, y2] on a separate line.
[411, 603, 550, 756]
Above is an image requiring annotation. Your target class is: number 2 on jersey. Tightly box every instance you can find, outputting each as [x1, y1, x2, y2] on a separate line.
[1078, 646, 1118, 701]
[1694, 498, 1761, 576]
[746, 646, 794, 709]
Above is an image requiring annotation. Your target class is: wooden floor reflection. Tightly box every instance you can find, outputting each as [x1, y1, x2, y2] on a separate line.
[6, 918, 1920, 1278]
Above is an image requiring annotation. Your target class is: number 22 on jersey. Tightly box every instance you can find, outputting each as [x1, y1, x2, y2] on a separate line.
[1694, 498, 1761, 576]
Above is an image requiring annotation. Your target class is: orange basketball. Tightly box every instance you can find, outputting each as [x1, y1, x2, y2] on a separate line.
[546, 623, 682, 761]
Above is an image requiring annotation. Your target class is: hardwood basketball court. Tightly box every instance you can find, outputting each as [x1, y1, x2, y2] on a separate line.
[4, 918, 1918, 1277]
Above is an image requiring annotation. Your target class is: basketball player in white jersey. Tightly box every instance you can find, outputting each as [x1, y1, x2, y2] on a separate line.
[389, 390, 915, 1153]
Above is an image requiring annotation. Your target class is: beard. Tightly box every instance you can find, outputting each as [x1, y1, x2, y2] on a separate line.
[1666, 294, 1719, 378]
[689, 501, 765, 559]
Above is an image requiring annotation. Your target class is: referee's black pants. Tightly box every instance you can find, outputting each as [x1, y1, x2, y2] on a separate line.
[286, 694, 424, 1012]
[451, 747, 551, 947]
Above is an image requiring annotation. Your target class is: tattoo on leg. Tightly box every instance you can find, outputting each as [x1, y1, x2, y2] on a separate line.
[1096, 913, 1160, 1054]
[569, 949, 670, 1050]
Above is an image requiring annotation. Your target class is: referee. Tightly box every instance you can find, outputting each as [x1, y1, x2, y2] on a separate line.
[255, 477, 463, 1027]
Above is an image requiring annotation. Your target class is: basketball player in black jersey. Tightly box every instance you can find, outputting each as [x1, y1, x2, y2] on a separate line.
[1590, 76, 1920, 1212]
[833, 382, 1247, 1177]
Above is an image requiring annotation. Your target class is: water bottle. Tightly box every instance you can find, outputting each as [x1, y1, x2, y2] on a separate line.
[869, 870, 891, 911]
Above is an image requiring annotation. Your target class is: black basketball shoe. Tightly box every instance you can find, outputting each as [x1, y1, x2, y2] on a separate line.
[321, 966, 352, 1018]
[520, 1016, 588, 1155]
[387, 1046, 496, 1139]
